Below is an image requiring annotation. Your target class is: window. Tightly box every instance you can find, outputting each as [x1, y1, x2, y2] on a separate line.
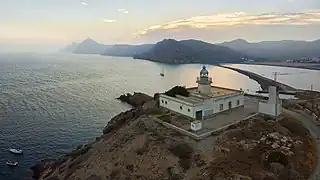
[188, 108, 190, 112]
[165, 101, 167, 104]
[237, 100, 240, 106]
[220, 104, 223, 111]
[161, 100, 164, 104]
[180, 106, 183, 110]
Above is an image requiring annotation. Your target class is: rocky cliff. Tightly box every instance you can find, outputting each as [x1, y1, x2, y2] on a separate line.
[31, 93, 317, 180]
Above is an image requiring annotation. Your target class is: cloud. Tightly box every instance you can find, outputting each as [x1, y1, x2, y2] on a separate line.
[118, 9, 129, 14]
[103, 19, 116, 23]
[81, 2, 88, 6]
[135, 10, 320, 37]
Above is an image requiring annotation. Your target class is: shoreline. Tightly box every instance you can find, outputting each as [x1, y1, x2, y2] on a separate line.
[30, 93, 156, 179]
[242, 62, 320, 71]
[29, 90, 320, 180]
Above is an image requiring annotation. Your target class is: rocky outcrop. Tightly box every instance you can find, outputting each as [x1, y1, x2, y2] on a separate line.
[116, 92, 153, 107]
[105, 92, 157, 135]
[102, 107, 144, 135]
[31, 92, 317, 180]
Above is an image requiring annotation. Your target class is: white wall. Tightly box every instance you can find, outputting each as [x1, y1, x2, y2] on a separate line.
[259, 102, 282, 117]
[159, 93, 244, 120]
[199, 93, 244, 118]
[159, 95, 195, 118]
[198, 84, 211, 95]
[212, 94, 244, 113]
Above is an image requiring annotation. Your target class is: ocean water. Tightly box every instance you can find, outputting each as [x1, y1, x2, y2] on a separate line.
[0, 53, 319, 180]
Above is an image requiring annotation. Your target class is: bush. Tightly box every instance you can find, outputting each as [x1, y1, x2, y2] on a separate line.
[168, 143, 194, 171]
[265, 151, 289, 167]
[279, 117, 309, 137]
[165, 86, 189, 97]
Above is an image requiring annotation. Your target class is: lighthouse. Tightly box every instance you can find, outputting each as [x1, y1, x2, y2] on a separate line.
[196, 65, 213, 95]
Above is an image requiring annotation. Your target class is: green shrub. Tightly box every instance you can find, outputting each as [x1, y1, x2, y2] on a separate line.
[165, 86, 189, 97]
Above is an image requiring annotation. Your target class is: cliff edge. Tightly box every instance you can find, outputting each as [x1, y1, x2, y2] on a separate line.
[31, 93, 317, 180]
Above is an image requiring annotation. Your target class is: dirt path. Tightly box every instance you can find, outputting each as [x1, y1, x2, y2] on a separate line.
[283, 109, 320, 180]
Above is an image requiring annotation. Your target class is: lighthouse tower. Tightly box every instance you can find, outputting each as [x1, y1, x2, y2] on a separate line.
[196, 65, 213, 95]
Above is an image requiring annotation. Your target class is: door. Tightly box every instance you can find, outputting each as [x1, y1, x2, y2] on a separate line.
[228, 101, 232, 109]
[196, 110, 203, 120]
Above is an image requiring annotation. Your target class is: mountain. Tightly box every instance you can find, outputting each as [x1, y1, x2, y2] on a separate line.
[60, 42, 79, 53]
[133, 39, 245, 64]
[102, 44, 154, 57]
[73, 38, 110, 54]
[219, 39, 320, 60]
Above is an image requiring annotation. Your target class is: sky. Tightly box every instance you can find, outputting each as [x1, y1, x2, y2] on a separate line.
[1, 0, 320, 50]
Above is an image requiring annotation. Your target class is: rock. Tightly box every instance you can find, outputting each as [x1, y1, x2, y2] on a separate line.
[30, 163, 44, 179]
[142, 100, 157, 111]
[30, 159, 57, 180]
[103, 108, 144, 134]
[270, 162, 285, 175]
[117, 92, 153, 107]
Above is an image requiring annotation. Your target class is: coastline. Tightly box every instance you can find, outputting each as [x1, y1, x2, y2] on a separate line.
[242, 62, 320, 71]
[30, 90, 320, 180]
[30, 92, 157, 179]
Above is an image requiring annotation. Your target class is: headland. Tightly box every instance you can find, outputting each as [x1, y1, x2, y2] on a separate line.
[30, 89, 320, 180]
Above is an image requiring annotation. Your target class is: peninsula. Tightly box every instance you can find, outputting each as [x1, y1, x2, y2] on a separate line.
[31, 67, 320, 180]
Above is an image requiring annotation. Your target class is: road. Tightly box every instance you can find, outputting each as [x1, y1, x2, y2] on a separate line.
[283, 109, 320, 180]
[218, 65, 297, 92]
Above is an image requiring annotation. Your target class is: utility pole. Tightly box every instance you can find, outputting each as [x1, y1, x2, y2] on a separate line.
[273, 72, 278, 81]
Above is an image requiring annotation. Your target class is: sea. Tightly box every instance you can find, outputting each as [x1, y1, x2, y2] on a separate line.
[0, 52, 319, 180]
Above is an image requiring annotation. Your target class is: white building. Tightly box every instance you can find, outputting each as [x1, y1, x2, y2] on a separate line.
[159, 66, 245, 120]
[258, 86, 282, 117]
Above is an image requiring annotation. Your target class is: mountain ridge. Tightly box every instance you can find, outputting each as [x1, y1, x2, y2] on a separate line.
[61, 38, 320, 61]
[133, 38, 246, 64]
[219, 39, 320, 60]
[72, 38, 111, 54]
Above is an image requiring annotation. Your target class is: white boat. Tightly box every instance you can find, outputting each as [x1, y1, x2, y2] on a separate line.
[6, 161, 18, 167]
[160, 67, 164, 77]
[9, 148, 23, 154]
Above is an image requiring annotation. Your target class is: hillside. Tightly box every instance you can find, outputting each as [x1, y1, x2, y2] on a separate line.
[60, 42, 79, 53]
[219, 39, 320, 61]
[134, 39, 245, 64]
[101, 44, 153, 57]
[73, 38, 110, 54]
[32, 93, 317, 180]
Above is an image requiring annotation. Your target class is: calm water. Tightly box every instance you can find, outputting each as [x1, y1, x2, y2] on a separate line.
[0, 53, 319, 180]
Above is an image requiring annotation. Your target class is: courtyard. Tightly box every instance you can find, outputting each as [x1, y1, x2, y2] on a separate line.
[158, 96, 259, 136]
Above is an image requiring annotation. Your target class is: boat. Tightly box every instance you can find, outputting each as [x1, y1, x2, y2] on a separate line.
[6, 161, 18, 167]
[160, 67, 164, 77]
[9, 148, 23, 154]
